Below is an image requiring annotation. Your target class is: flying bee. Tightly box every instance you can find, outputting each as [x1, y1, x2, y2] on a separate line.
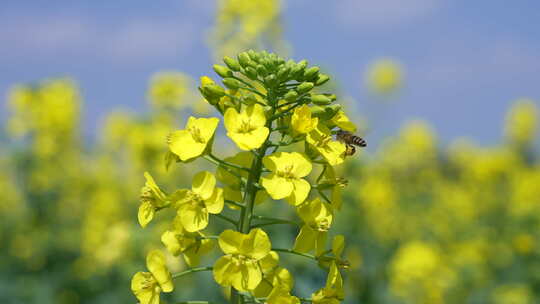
[336, 129, 367, 156]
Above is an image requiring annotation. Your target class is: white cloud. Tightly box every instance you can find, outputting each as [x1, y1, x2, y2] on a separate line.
[335, 0, 441, 29]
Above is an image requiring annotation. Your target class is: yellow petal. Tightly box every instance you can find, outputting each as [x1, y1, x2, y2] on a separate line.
[146, 250, 174, 293]
[131, 272, 160, 304]
[261, 174, 294, 200]
[233, 262, 262, 291]
[144, 172, 167, 203]
[241, 228, 271, 260]
[161, 230, 181, 256]
[331, 110, 357, 132]
[192, 117, 220, 142]
[332, 235, 345, 257]
[213, 255, 235, 287]
[229, 127, 269, 150]
[205, 187, 224, 214]
[224, 107, 240, 131]
[293, 225, 318, 253]
[218, 230, 243, 255]
[245, 104, 267, 127]
[138, 201, 155, 228]
[192, 171, 216, 200]
[286, 179, 311, 206]
[168, 129, 206, 161]
[289, 153, 312, 178]
[315, 231, 328, 256]
[259, 251, 279, 272]
[179, 204, 208, 232]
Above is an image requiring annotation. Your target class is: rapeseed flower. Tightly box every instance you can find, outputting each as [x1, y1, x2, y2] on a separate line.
[291, 105, 318, 134]
[213, 228, 271, 291]
[138, 172, 169, 228]
[161, 216, 213, 266]
[173, 171, 224, 232]
[131, 250, 174, 304]
[312, 262, 344, 304]
[261, 152, 312, 205]
[224, 104, 269, 150]
[168, 116, 219, 161]
[293, 198, 333, 255]
[306, 125, 346, 166]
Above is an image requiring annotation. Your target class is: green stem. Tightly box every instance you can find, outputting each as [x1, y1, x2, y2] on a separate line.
[208, 153, 250, 172]
[225, 199, 246, 209]
[172, 266, 213, 279]
[251, 215, 300, 228]
[271, 248, 317, 261]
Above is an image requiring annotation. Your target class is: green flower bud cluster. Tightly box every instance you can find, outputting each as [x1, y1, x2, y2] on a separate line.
[201, 49, 340, 116]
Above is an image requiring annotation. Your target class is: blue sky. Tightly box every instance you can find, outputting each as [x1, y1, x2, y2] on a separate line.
[1, 0, 539, 146]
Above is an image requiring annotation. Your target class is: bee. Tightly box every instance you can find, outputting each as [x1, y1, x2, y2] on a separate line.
[336, 130, 366, 156]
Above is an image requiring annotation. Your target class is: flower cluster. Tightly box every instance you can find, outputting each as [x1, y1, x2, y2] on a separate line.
[132, 50, 355, 304]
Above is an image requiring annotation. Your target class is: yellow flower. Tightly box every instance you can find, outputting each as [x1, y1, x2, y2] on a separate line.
[261, 152, 312, 206]
[131, 250, 174, 304]
[267, 286, 301, 304]
[213, 228, 271, 291]
[293, 198, 333, 255]
[312, 262, 344, 304]
[224, 104, 269, 150]
[330, 111, 356, 133]
[138, 172, 169, 228]
[161, 217, 213, 266]
[168, 116, 219, 161]
[306, 125, 346, 166]
[365, 58, 403, 95]
[291, 105, 318, 134]
[253, 251, 294, 297]
[319, 235, 349, 270]
[173, 171, 224, 232]
[147, 72, 189, 109]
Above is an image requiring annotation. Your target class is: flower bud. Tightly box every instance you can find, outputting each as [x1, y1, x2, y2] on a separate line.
[245, 67, 258, 80]
[311, 94, 332, 105]
[284, 90, 298, 102]
[248, 49, 259, 62]
[304, 67, 320, 80]
[256, 64, 268, 76]
[238, 52, 251, 67]
[315, 74, 330, 86]
[222, 78, 242, 90]
[213, 64, 232, 78]
[296, 82, 314, 94]
[264, 74, 277, 86]
[202, 84, 225, 98]
[277, 66, 290, 80]
[223, 56, 241, 71]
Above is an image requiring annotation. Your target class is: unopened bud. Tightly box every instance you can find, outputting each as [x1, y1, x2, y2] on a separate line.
[213, 64, 232, 78]
[296, 82, 314, 94]
[311, 94, 332, 105]
[223, 56, 241, 71]
[277, 66, 290, 80]
[315, 74, 330, 86]
[245, 67, 258, 80]
[284, 90, 298, 102]
[256, 64, 268, 76]
[202, 84, 225, 98]
[304, 66, 320, 80]
[238, 52, 251, 67]
[222, 78, 242, 90]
